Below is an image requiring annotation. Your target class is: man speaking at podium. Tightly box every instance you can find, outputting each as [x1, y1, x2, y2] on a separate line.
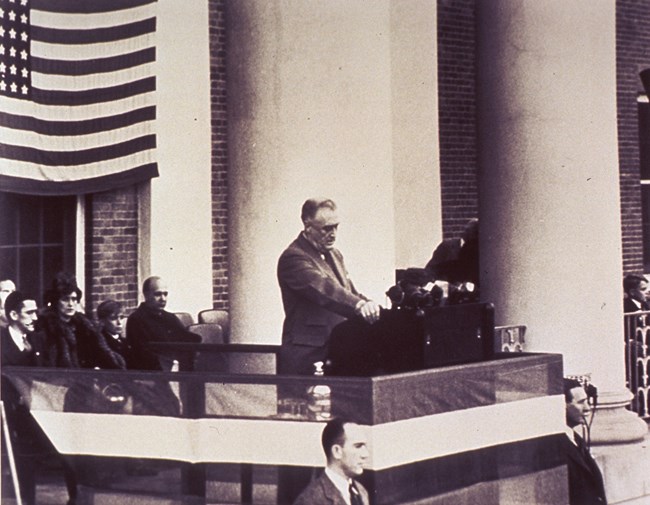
[277, 198, 381, 375]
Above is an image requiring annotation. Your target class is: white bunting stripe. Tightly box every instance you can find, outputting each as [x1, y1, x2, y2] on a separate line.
[30, 395, 566, 468]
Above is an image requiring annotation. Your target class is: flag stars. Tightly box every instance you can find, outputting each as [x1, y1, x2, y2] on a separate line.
[20, 49, 26, 60]
[9, 46, 16, 57]
[0, 27, 5, 37]
[21, 84, 27, 94]
[9, 28, 16, 39]
[21, 0, 28, 5]
[8, 10, 16, 22]
[9, 63, 16, 74]
[0, 62, 5, 73]
[20, 31, 27, 42]
[21, 67, 27, 78]
[0, 8, 4, 18]
[0, 80, 5, 91]
[10, 81, 17, 93]
[20, 14, 27, 24]
[0, 45, 5, 55]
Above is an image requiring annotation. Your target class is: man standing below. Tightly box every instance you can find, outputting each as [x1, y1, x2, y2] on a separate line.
[277, 198, 381, 375]
[126, 276, 201, 370]
[563, 378, 607, 505]
[293, 418, 370, 505]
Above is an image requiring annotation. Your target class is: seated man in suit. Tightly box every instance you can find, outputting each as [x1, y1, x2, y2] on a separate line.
[623, 274, 649, 313]
[1, 290, 43, 366]
[563, 378, 607, 505]
[293, 418, 370, 505]
[126, 276, 201, 370]
[1, 291, 78, 504]
[277, 198, 381, 376]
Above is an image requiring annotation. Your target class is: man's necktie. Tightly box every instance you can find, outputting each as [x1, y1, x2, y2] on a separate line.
[349, 480, 363, 505]
[324, 251, 345, 285]
[22, 335, 32, 353]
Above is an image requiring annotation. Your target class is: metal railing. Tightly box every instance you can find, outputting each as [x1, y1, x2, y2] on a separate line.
[624, 310, 650, 419]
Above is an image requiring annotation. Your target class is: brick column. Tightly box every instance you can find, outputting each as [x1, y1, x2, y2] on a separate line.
[476, 0, 646, 444]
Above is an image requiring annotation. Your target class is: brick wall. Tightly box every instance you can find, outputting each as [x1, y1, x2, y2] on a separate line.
[617, 0, 650, 274]
[437, 0, 479, 240]
[85, 186, 139, 318]
[437, 0, 647, 272]
[209, 0, 229, 309]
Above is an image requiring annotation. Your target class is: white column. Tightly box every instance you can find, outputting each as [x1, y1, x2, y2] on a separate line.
[476, 0, 646, 443]
[226, 1, 440, 343]
[148, 2, 213, 316]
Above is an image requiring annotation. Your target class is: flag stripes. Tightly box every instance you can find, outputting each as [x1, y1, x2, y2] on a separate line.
[0, 0, 158, 195]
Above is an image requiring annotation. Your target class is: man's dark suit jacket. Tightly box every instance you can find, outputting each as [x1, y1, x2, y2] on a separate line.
[126, 303, 201, 370]
[293, 472, 370, 505]
[624, 297, 649, 313]
[1, 326, 44, 367]
[277, 233, 366, 375]
[565, 433, 607, 505]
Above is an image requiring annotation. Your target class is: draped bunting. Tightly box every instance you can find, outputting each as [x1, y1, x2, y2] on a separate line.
[0, 0, 158, 195]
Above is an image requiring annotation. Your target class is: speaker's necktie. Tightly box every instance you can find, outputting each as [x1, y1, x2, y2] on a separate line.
[349, 480, 363, 505]
[324, 251, 345, 285]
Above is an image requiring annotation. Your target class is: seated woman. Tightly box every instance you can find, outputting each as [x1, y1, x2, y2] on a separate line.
[38, 272, 125, 369]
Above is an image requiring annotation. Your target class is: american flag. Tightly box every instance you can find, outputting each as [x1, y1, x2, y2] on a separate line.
[0, 0, 158, 195]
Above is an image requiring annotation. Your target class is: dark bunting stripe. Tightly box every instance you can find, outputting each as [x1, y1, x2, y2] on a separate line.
[31, 0, 155, 15]
[359, 434, 568, 505]
[32, 18, 156, 45]
[31, 77, 155, 106]
[32, 48, 156, 76]
[0, 107, 156, 135]
[0, 135, 156, 166]
[0, 163, 159, 196]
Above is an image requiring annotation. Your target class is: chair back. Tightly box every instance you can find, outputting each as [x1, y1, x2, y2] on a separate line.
[198, 309, 229, 337]
[187, 323, 224, 344]
[173, 312, 195, 328]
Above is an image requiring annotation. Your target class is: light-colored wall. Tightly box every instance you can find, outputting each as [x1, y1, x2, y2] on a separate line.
[390, 0, 442, 268]
[227, 1, 441, 343]
[147, 2, 213, 316]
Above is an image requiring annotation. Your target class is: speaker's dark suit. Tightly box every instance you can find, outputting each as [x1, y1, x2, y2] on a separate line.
[565, 433, 607, 505]
[277, 233, 366, 375]
[293, 472, 370, 505]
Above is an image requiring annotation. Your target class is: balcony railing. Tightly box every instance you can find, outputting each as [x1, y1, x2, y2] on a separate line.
[624, 310, 650, 419]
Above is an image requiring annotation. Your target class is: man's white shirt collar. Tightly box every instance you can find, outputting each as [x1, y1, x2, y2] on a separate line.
[564, 426, 578, 446]
[325, 467, 352, 505]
